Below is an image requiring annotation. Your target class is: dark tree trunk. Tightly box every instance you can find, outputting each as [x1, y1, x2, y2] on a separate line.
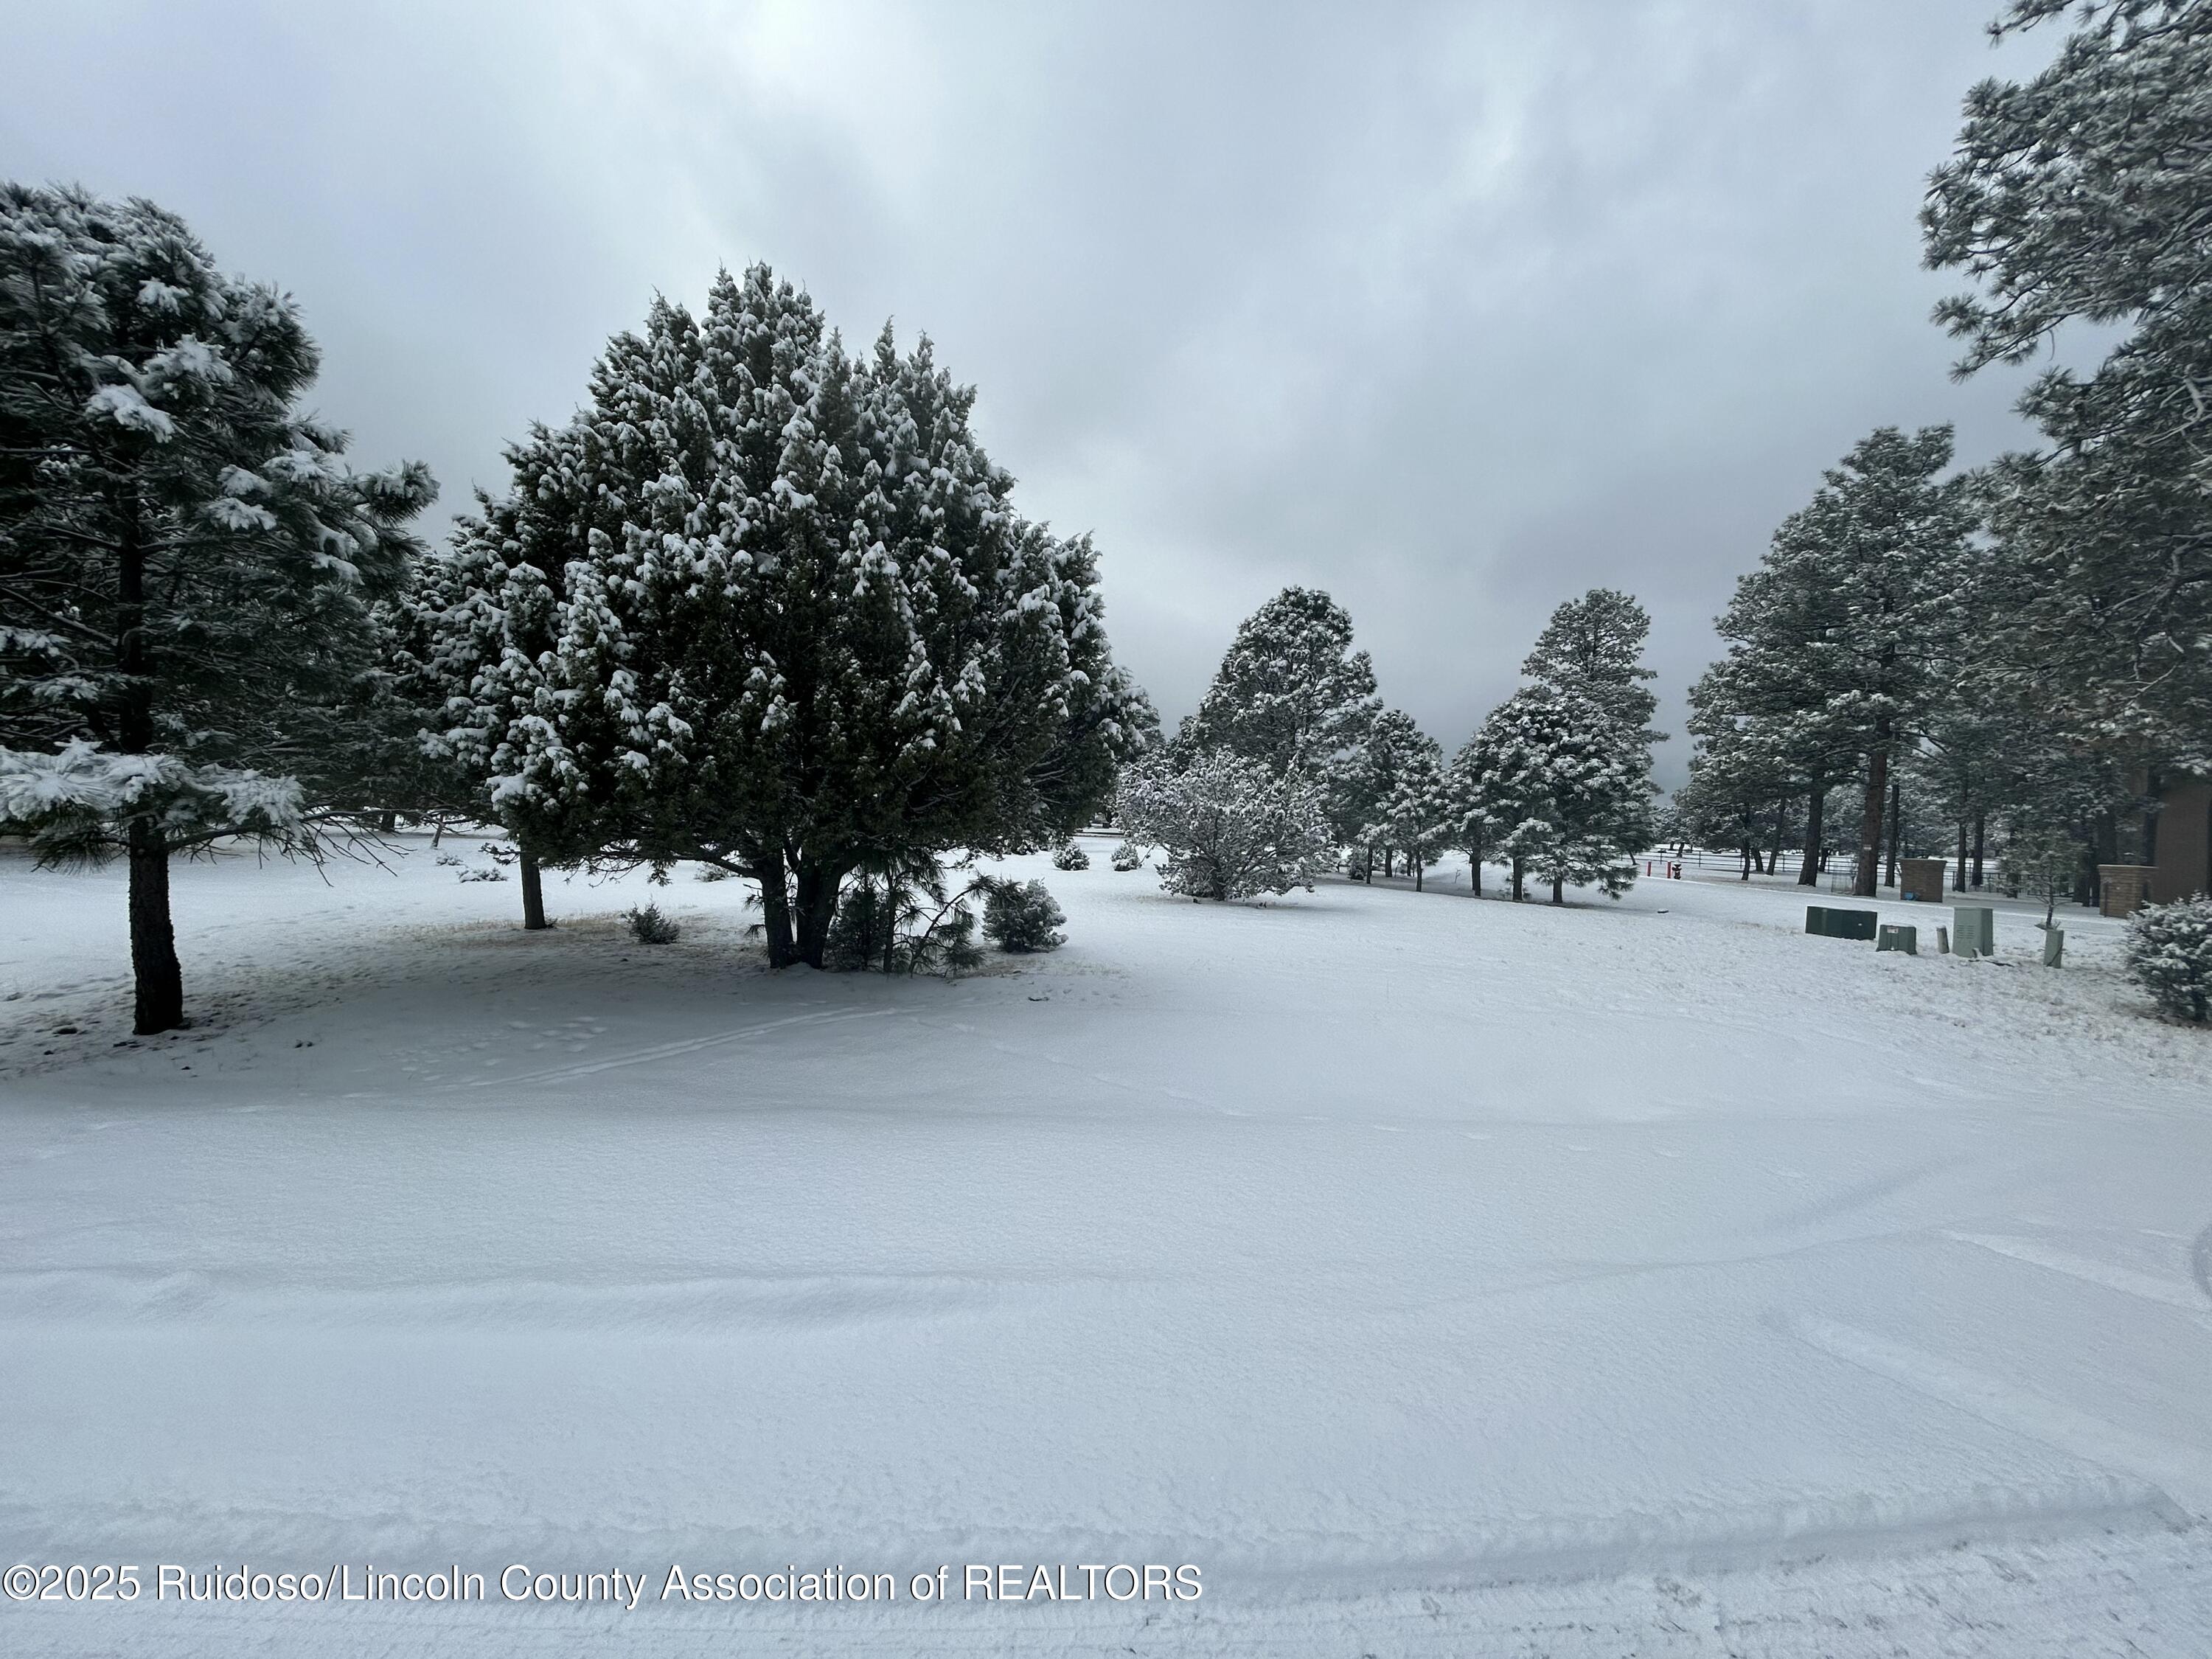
[378, 809, 397, 834]
[1551, 872, 1564, 904]
[1470, 841, 1482, 896]
[1798, 782, 1825, 886]
[791, 858, 846, 969]
[1957, 819, 1969, 894]
[1855, 737, 1890, 897]
[1383, 849, 1394, 878]
[757, 853, 798, 966]
[1414, 856, 1424, 893]
[128, 816, 184, 1034]
[520, 851, 549, 931]
[1884, 779, 1902, 888]
[1971, 812, 1985, 889]
[1511, 855, 1524, 901]
[116, 495, 184, 1035]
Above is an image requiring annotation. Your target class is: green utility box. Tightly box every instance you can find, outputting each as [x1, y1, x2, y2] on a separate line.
[1953, 905, 1995, 957]
[1806, 906, 1878, 940]
[1877, 923, 1919, 955]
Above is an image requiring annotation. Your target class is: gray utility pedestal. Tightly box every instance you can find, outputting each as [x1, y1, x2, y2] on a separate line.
[2042, 927, 2065, 967]
[1877, 924, 1919, 955]
[1953, 905, 1996, 958]
[1806, 906, 1878, 940]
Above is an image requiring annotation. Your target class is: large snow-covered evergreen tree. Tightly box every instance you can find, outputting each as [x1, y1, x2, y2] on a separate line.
[1183, 586, 1379, 779]
[1688, 543, 1863, 886]
[1924, 0, 2212, 776]
[1521, 587, 1664, 747]
[420, 267, 1146, 967]
[1336, 706, 1436, 878]
[0, 185, 434, 1032]
[1467, 684, 1652, 904]
[1761, 426, 1976, 896]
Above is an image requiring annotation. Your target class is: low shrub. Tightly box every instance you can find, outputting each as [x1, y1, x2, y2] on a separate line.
[1110, 843, 1144, 872]
[2124, 896, 2212, 1022]
[981, 877, 1065, 953]
[1051, 842, 1091, 872]
[624, 902, 681, 945]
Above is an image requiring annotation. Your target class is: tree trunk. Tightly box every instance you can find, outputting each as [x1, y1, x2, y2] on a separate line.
[116, 495, 184, 1034]
[1511, 855, 1524, 901]
[128, 816, 184, 1034]
[791, 858, 846, 968]
[1383, 849, 1394, 878]
[1551, 872, 1564, 904]
[1768, 803, 1787, 877]
[378, 809, 397, 834]
[757, 853, 799, 966]
[1855, 738, 1890, 897]
[1469, 839, 1483, 897]
[1414, 856, 1424, 893]
[1957, 818, 1969, 894]
[1971, 812, 1985, 889]
[1798, 782, 1825, 886]
[520, 851, 549, 931]
[1884, 779, 1902, 888]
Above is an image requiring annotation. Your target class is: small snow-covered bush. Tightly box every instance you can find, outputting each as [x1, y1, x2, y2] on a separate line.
[1110, 843, 1144, 872]
[695, 866, 735, 882]
[624, 902, 681, 945]
[436, 852, 465, 868]
[1051, 842, 1091, 872]
[458, 866, 507, 883]
[981, 877, 1065, 953]
[2124, 897, 2212, 1023]
[478, 841, 518, 866]
[1116, 751, 1332, 902]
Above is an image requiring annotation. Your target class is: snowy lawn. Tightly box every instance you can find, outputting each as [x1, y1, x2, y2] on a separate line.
[4, 835, 2211, 1656]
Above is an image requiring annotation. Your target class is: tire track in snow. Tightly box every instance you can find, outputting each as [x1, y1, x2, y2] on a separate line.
[1790, 1312, 2212, 1519]
[1946, 1231, 2212, 1321]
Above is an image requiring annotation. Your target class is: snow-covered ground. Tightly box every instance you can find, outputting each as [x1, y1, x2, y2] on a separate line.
[4, 834, 2210, 1657]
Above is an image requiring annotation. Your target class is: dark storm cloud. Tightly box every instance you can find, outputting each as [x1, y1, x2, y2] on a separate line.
[0, 0, 2062, 781]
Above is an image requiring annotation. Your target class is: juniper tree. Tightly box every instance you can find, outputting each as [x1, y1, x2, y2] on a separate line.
[422, 267, 1145, 967]
[0, 186, 433, 1032]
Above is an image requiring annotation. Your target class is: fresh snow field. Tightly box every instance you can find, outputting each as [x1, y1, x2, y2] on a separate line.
[4, 833, 2211, 1656]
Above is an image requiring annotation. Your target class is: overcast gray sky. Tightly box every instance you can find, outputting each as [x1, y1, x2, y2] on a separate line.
[1, 1, 2066, 782]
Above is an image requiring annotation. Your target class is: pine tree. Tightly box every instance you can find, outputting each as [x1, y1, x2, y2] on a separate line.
[1184, 587, 1379, 779]
[0, 186, 433, 1032]
[1521, 588, 1663, 745]
[1380, 736, 1453, 892]
[420, 267, 1146, 967]
[1688, 543, 1862, 886]
[1338, 706, 1433, 877]
[1465, 685, 1651, 903]
[1924, 0, 2212, 773]
[1762, 427, 1977, 896]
